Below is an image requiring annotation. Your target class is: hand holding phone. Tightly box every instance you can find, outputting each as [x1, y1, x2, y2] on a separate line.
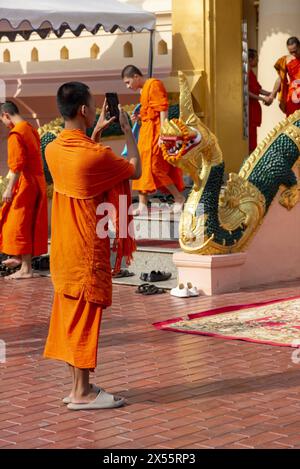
[91, 98, 116, 142]
[105, 92, 120, 123]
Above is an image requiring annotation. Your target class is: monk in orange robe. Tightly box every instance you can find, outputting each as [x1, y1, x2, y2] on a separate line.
[43, 82, 141, 410]
[122, 65, 185, 214]
[0, 101, 48, 279]
[248, 49, 272, 152]
[271, 36, 300, 116]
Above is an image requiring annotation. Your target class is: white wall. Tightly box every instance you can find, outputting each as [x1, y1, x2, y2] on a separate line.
[0, 0, 172, 97]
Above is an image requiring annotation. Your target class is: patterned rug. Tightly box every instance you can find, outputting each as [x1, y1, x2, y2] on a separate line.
[154, 296, 300, 347]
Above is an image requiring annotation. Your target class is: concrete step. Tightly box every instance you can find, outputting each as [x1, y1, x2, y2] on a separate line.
[132, 207, 180, 241]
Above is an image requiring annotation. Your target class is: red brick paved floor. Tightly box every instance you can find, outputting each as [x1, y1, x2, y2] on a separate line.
[0, 277, 300, 449]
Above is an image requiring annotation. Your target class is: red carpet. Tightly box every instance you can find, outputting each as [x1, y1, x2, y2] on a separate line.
[154, 295, 300, 347]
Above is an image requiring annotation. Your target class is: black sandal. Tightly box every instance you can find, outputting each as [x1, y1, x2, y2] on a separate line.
[140, 272, 149, 282]
[141, 284, 166, 295]
[149, 271, 172, 282]
[113, 269, 135, 278]
[135, 283, 151, 294]
[140, 271, 172, 282]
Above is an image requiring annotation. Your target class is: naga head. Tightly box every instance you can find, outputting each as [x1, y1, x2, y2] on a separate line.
[160, 71, 222, 190]
[160, 117, 202, 166]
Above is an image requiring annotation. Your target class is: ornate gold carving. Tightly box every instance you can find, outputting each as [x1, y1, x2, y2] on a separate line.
[38, 117, 64, 139]
[279, 185, 299, 211]
[283, 124, 300, 151]
[219, 174, 266, 232]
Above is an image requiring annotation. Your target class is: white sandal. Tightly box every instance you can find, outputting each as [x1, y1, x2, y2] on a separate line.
[62, 383, 101, 404]
[170, 283, 189, 298]
[187, 282, 200, 297]
[67, 389, 125, 410]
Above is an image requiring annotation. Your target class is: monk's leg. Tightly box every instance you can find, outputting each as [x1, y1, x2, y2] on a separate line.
[166, 184, 185, 212]
[5, 254, 33, 279]
[133, 192, 148, 216]
[67, 363, 75, 399]
[67, 363, 96, 400]
[71, 368, 99, 404]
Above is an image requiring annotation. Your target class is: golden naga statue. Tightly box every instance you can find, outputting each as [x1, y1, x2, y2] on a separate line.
[160, 71, 300, 255]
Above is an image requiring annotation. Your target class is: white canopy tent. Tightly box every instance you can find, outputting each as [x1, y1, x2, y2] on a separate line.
[0, 0, 156, 75]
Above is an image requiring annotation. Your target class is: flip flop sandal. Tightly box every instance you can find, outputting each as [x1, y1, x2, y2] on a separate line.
[113, 269, 135, 278]
[67, 389, 125, 410]
[62, 384, 102, 404]
[135, 283, 151, 294]
[141, 284, 166, 295]
[140, 272, 149, 282]
[149, 270, 172, 282]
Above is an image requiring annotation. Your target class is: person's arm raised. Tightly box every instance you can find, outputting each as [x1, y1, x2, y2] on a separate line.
[91, 99, 116, 142]
[119, 105, 141, 180]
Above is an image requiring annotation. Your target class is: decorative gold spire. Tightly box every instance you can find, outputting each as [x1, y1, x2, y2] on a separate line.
[178, 71, 201, 127]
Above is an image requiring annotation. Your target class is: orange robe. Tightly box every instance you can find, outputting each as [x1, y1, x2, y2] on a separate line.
[0, 121, 48, 256]
[132, 78, 184, 194]
[275, 56, 300, 116]
[43, 129, 135, 369]
[286, 57, 300, 116]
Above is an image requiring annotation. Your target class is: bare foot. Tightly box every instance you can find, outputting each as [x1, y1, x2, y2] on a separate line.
[66, 383, 100, 401]
[70, 388, 100, 404]
[4, 270, 33, 280]
[2, 257, 22, 268]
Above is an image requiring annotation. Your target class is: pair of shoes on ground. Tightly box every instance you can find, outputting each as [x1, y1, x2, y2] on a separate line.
[140, 270, 172, 282]
[170, 283, 200, 298]
[63, 384, 125, 410]
[136, 283, 166, 295]
[112, 269, 135, 278]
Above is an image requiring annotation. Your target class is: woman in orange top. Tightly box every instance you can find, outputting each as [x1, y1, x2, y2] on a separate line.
[271, 36, 300, 116]
[122, 65, 185, 215]
[43, 82, 141, 410]
[0, 101, 48, 279]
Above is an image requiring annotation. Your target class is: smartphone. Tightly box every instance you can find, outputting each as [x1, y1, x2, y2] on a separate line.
[105, 92, 120, 123]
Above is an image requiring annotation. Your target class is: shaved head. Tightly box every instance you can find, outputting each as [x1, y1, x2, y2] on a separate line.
[0, 101, 19, 116]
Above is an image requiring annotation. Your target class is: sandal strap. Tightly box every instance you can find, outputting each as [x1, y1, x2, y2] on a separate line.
[136, 283, 151, 293]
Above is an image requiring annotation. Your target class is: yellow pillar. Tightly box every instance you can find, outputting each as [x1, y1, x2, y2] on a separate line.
[171, 0, 248, 173]
[212, 0, 248, 172]
[170, 0, 205, 116]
